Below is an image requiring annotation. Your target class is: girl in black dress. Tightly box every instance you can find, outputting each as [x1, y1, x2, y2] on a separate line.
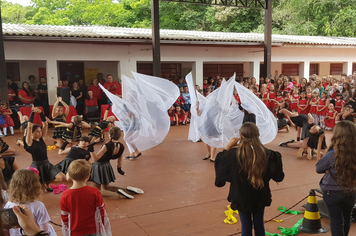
[51, 96, 70, 148]
[279, 113, 327, 160]
[88, 104, 116, 143]
[0, 138, 19, 185]
[88, 127, 144, 199]
[47, 115, 91, 148]
[55, 136, 93, 174]
[24, 107, 66, 190]
[278, 108, 310, 141]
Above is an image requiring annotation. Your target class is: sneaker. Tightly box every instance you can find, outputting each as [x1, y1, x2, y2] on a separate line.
[118, 189, 134, 199]
[297, 148, 304, 158]
[124, 156, 131, 160]
[126, 186, 144, 194]
[287, 139, 295, 144]
[307, 148, 313, 160]
[279, 141, 288, 147]
[129, 156, 136, 160]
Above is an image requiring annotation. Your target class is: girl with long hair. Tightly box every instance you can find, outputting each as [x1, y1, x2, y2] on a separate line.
[88, 127, 144, 199]
[18, 82, 36, 105]
[316, 121, 356, 236]
[51, 96, 70, 148]
[25, 107, 66, 190]
[215, 122, 284, 236]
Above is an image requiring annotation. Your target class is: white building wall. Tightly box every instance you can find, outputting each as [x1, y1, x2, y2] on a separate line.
[4, 41, 356, 104]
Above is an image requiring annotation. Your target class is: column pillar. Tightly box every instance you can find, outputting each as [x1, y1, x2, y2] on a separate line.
[119, 46, 137, 78]
[192, 60, 203, 87]
[300, 61, 310, 80]
[343, 61, 352, 75]
[46, 59, 58, 105]
[251, 61, 260, 84]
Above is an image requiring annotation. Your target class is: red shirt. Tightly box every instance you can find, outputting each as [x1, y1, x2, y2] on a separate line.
[174, 95, 185, 106]
[88, 85, 104, 100]
[60, 186, 105, 236]
[8, 88, 15, 101]
[18, 89, 35, 104]
[234, 94, 241, 103]
[103, 81, 120, 95]
[85, 97, 98, 107]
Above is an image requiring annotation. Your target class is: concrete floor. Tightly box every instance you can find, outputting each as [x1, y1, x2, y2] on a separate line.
[4, 125, 355, 236]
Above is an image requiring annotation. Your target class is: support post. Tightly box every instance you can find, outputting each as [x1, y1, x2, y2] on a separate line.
[263, 0, 272, 80]
[151, 0, 161, 77]
[0, 7, 8, 101]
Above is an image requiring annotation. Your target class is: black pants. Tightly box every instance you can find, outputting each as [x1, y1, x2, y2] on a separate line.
[323, 190, 356, 236]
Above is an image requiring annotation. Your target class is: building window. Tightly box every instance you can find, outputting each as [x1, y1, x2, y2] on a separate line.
[282, 64, 299, 76]
[6, 62, 20, 81]
[137, 63, 182, 78]
[310, 63, 319, 75]
[203, 64, 243, 78]
[330, 63, 343, 75]
[352, 63, 356, 73]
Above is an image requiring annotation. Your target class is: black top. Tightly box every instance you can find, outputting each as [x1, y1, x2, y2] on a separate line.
[1, 156, 15, 184]
[72, 89, 84, 102]
[98, 120, 110, 130]
[339, 114, 354, 122]
[21, 121, 28, 129]
[277, 111, 285, 120]
[97, 142, 124, 163]
[66, 146, 90, 160]
[307, 129, 327, 149]
[37, 84, 48, 101]
[24, 137, 48, 162]
[215, 148, 284, 212]
[239, 104, 256, 124]
[290, 114, 308, 127]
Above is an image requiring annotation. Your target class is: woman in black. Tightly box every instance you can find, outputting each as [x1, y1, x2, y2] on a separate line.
[71, 82, 85, 115]
[215, 122, 284, 236]
[56, 136, 93, 174]
[88, 127, 144, 199]
[24, 107, 65, 189]
[274, 102, 289, 132]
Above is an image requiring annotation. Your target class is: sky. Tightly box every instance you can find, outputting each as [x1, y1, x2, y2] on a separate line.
[5, 0, 32, 6]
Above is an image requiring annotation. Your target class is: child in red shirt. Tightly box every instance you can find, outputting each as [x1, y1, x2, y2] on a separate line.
[175, 106, 188, 125]
[334, 93, 344, 114]
[61, 160, 111, 236]
[322, 103, 337, 130]
[297, 91, 309, 115]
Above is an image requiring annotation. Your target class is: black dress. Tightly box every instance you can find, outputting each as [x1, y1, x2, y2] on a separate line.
[88, 121, 111, 142]
[1, 156, 15, 185]
[307, 127, 327, 150]
[215, 148, 284, 212]
[62, 122, 82, 142]
[290, 114, 309, 139]
[55, 146, 90, 174]
[90, 142, 124, 185]
[239, 104, 256, 124]
[52, 115, 67, 139]
[277, 112, 287, 129]
[24, 137, 61, 184]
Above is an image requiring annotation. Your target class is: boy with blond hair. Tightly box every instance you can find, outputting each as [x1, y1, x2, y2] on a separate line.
[60, 160, 112, 236]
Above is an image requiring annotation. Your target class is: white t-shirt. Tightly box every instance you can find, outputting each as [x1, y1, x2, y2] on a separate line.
[4, 200, 57, 236]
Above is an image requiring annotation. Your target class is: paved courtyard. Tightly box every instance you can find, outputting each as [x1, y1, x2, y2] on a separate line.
[5, 125, 355, 236]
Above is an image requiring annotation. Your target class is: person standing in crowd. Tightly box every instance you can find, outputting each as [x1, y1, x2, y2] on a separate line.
[215, 122, 284, 236]
[181, 86, 191, 112]
[18, 82, 36, 105]
[28, 75, 38, 95]
[316, 121, 356, 236]
[38, 77, 49, 116]
[78, 78, 88, 99]
[104, 74, 122, 103]
[71, 82, 85, 115]
[7, 76, 19, 97]
[88, 78, 106, 107]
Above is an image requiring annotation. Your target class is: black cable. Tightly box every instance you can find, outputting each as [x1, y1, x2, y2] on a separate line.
[50, 220, 62, 227]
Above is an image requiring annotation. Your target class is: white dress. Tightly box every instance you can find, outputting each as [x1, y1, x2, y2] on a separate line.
[4, 200, 57, 236]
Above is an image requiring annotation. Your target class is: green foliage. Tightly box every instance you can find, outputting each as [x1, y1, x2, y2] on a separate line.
[1, 0, 356, 36]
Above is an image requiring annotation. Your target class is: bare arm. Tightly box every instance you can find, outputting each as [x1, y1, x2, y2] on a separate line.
[316, 133, 325, 160]
[52, 97, 60, 118]
[91, 145, 108, 162]
[225, 137, 240, 151]
[81, 121, 91, 129]
[61, 97, 70, 117]
[26, 122, 33, 147]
